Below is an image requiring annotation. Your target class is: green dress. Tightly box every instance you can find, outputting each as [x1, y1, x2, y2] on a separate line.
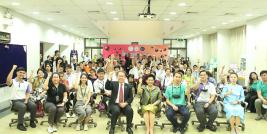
[140, 86, 162, 115]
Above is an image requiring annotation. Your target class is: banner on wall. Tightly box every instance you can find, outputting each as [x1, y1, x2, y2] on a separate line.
[102, 44, 169, 59]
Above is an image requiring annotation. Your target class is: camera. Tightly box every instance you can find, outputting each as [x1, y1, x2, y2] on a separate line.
[172, 94, 181, 99]
[100, 88, 105, 94]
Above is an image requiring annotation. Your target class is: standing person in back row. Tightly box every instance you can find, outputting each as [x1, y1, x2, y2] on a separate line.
[6, 65, 37, 131]
[105, 71, 134, 134]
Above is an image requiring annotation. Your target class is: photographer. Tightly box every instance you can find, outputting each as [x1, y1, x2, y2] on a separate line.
[164, 71, 190, 134]
[191, 70, 218, 132]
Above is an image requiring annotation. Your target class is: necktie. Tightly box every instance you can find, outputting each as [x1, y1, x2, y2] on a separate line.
[119, 83, 124, 103]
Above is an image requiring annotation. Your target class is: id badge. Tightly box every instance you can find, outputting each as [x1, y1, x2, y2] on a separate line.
[56, 96, 59, 102]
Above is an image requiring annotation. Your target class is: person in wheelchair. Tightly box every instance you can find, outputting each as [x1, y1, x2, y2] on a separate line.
[191, 70, 218, 132]
[6, 65, 37, 131]
[255, 70, 267, 120]
[137, 74, 162, 134]
[220, 72, 245, 134]
[164, 71, 191, 134]
[73, 73, 93, 131]
[43, 72, 68, 133]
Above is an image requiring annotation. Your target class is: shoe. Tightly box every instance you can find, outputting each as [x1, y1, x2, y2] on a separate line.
[76, 124, 81, 131]
[47, 125, 53, 133]
[17, 124, 27, 131]
[206, 124, 217, 132]
[255, 115, 263, 120]
[30, 121, 36, 128]
[126, 127, 133, 134]
[52, 125, 58, 132]
[84, 124, 88, 131]
[109, 128, 114, 134]
[66, 113, 71, 118]
[197, 125, 205, 132]
[179, 128, 185, 134]
[172, 127, 179, 133]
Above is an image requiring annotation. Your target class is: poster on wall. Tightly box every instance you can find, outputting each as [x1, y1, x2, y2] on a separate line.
[102, 44, 169, 59]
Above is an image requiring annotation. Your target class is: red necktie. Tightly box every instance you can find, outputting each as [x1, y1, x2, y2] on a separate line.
[119, 84, 124, 103]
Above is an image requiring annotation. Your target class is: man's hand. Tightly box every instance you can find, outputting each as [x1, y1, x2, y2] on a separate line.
[172, 105, 179, 111]
[119, 103, 128, 108]
[57, 103, 64, 107]
[263, 99, 267, 105]
[204, 103, 209, 108]
[12, 65, 17, 70]
[24, 99, 28, 104]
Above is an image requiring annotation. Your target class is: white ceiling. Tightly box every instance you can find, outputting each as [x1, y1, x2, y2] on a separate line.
[0, 0, 267, 38]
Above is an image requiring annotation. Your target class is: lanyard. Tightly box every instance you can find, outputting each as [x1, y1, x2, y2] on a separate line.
[80, 85, 87, 98]
[172, 84, 181, 95]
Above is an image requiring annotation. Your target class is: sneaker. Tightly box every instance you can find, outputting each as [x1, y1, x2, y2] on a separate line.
[179, 128, 185, 134]
[206, 124, 217, 132]
[47, 125, 53, 133]
[197, 125, 205, 132]
[30, 121, 36, 128]
[17, 124, 27, 131]
[84, 124, 88, 131]
[255, 115, 263, 120]
[52, 126, 58, 132]
[76, 124, 81, 131]
[66, 113, 71, 118]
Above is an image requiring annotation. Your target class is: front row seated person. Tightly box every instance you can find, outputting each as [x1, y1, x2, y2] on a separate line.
[43, 72, 68, 133]
[73, 73, 93, 131]
[105, 71, 134, 134]
[137, 74, 162, 134]
[164, 71, 190, 134]
[191, 70, 218, 132]
[255, 70, 267, 120]
[6, 65, 37, 131]
[221, 72, 245, 134]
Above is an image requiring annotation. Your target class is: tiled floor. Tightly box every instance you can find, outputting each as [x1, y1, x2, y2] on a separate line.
[0, 98, 266, 134]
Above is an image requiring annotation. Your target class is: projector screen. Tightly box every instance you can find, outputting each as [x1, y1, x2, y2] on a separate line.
[0, 44, 27, 87]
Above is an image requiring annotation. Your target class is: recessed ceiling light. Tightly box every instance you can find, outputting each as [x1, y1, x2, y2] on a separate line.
[62, 25, 66, 27]
[113, 18, 119, 20]
[110, 11, 117, 14]
[222, 22, 228, 25]
[11, 2, 20, 6]
[178, 2, 187, 7]
[47, 18, 53, 21]
[106, 2, 113, 5]
[169, 12, 177, 15]
[246, 13, 253, 17]
[211, 26, 216, 29]
[164, 18, 170, 21]
[229, 20, 235, 23]
[32, 11, 39, 15]
[202, 29, 207, 32]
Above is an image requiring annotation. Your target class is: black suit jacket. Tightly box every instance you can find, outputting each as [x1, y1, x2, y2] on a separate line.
[105, 80, 133, 105]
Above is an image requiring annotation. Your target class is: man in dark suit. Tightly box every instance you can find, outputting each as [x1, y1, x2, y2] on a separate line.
[105, 71, 134, 134]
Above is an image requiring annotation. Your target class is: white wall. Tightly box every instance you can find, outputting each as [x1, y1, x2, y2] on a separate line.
[108, 21, 163, 44]
[187, 36, 203, 65]
[0, 7, 84, 104]
[246, 16, 267, 74]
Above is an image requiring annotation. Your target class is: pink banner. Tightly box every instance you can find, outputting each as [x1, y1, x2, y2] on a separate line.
[102, 44, 169, 59]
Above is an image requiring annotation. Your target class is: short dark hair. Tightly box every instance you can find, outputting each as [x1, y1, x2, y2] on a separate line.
[16, 67, 26, 72]
[173, 71, 183, 77]
[114, 65, 120, 70]
[146, 74, 155, 81]
[66, 64, 72, 69]
[97, 68, 105, 73]
[260, 70, 267, 76]
[193, 65, 198, 68]
[229, 72, 238, 78]
[165, 68, 171, 72]
[199, 70, 207, 75]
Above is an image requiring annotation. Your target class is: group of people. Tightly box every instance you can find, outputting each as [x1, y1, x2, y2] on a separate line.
[5, 50, 267, 134]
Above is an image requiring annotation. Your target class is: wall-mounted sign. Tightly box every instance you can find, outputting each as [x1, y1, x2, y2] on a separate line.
[0, 31, 11, 43]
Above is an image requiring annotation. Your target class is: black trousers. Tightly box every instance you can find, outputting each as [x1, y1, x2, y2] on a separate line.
[245, 91, 258, 113]
[109, 104, 133, 129]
